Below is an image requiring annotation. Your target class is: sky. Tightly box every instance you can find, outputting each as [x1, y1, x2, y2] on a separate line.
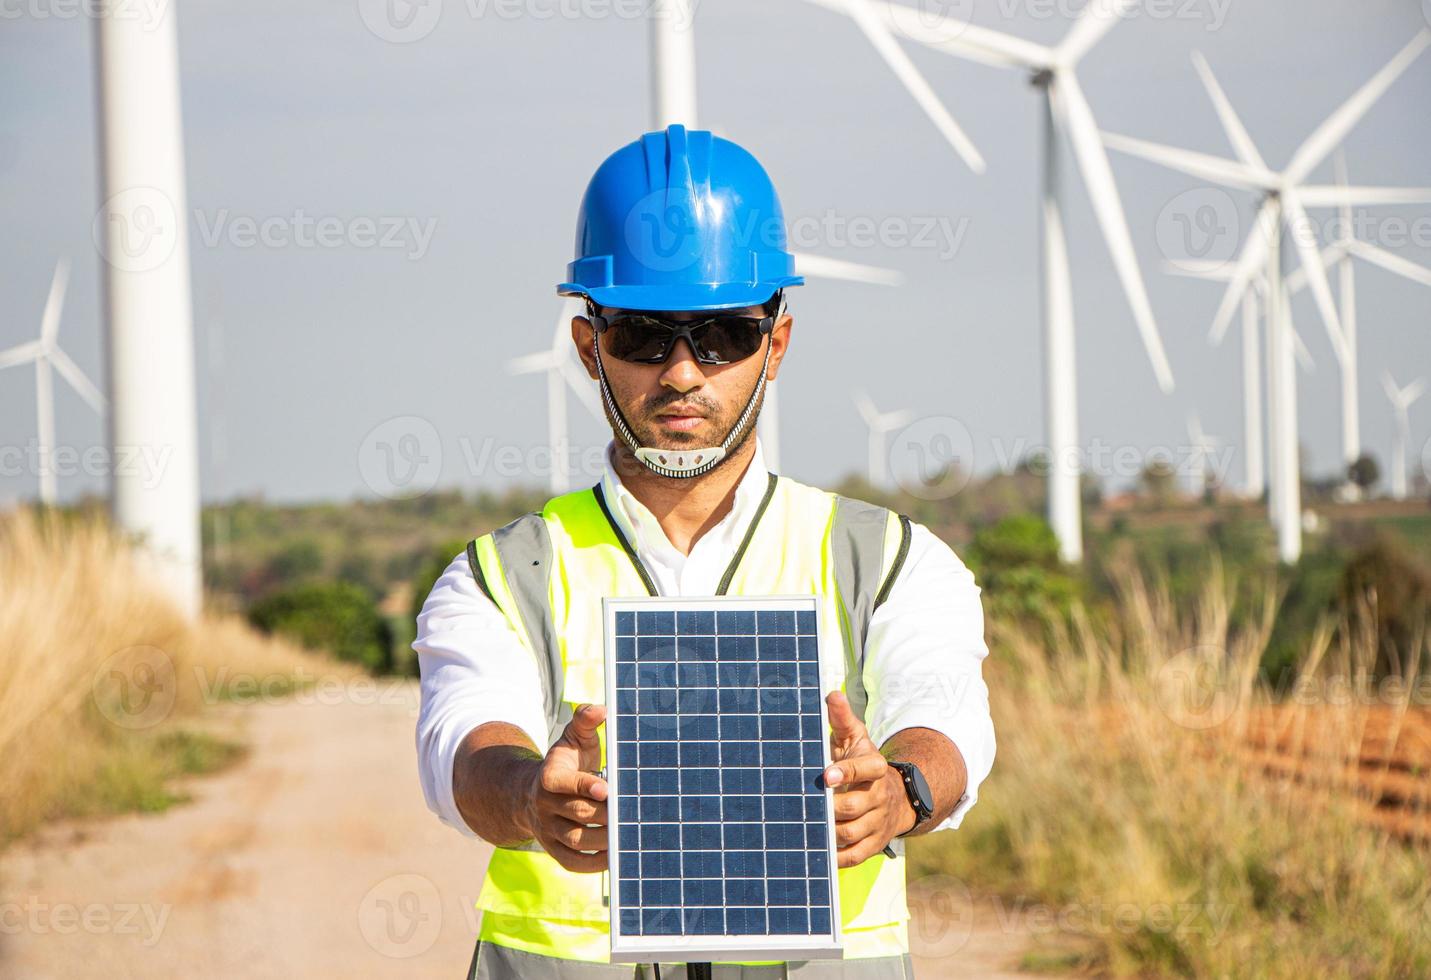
[1, 0, 1429, 505]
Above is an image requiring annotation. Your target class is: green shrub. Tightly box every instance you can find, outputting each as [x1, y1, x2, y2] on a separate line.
[966, 514, 1080, 621]
[248, 581, 394, 673]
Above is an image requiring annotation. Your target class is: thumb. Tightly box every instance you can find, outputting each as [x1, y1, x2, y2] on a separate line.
[825, 691, 864, 742]
[564, 703, 606, 746]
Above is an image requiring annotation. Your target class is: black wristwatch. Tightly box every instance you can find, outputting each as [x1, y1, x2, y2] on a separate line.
[880, 761, 935, 857]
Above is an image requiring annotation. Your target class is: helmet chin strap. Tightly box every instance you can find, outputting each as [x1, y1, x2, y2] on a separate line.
[593, 336, 772, 480]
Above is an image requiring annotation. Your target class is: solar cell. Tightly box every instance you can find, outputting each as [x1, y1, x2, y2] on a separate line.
[604, 596, 842, 963]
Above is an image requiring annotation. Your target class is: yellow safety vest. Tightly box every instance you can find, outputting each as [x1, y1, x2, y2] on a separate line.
[464, 472, 914, 963]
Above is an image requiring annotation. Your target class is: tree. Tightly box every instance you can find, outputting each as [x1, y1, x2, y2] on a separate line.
[1347, 453, 1380, 494]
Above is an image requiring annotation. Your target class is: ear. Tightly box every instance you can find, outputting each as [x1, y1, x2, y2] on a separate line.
[572, 313, 599, 381]
[764, 313, 792, 383]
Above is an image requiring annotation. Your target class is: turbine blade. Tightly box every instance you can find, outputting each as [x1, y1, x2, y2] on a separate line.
[1284, 242, 1348, 294]
[1208, 200, 1275, 345]
[874, 0, 1052, 70]
[1163, 258, 1237, 281]
[552, 297, 583, 350]
[1054, 73, 1174, 392]
[793, 252, 904, 286]
[1296, 185, 1431, 207]
[1100, 130, 1275, 191]
[0, 340, 44, 371]
[47, 348, 107, 412]
[1344, 239, 1431, 287]
[1056, 0, 1138, 68]
[1282, 190, 1349, 364]
[1333, 149, 1353, 246]
[558, 358, 604, 421]
[1404, 379, 1427, 405]
[40, 258, 71, 346]
[841, 0, 986, 173]
[881, 409, 915, 429]
[1285, 29, 1431, 186]
[1190, 51, 1267, 169]
[854, 390, 877, 424]
[1292, 323, 1315, 374]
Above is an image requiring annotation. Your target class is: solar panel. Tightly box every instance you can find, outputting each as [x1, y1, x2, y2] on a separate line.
[603, 595, 843, 964]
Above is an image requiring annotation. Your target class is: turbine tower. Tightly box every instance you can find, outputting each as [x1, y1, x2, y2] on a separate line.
[94, 4, 203, 614]
[1382, 373, 1425, 501]
[803, 0, 1178, 563]
[643, 1, 906, 475]
[1102, 31, 1431, 562]
[854, 391, 913, 490]
[0, 260, 107, 506]
[509, 298, 606, 494]
[1185, 413, 1219, 499]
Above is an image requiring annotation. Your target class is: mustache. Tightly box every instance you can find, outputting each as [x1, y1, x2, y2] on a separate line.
[645, 392, 721, 415]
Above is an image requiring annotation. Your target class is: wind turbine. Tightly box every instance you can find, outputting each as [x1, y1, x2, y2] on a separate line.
[1281, 152, 1431, 485]
[643, 0, 907, 476]
[802, 0, 1178, 563]
[1167, 261, 1316, 501]
[509, 298, 606, 494]
[854, 391, 913, 490]
[1102, 31, 1431, 561]
[0, 259, 107, 506]
[1184, 413, 1220, 499]
[1382, 373, 1425, 501]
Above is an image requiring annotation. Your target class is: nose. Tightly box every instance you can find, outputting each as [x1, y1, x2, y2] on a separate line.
[659, 336, 707, 393]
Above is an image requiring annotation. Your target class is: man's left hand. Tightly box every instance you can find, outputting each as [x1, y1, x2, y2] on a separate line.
[822, 691, 916, 868]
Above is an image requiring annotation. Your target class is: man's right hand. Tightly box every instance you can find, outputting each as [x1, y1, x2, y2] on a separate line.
[522, 703, 609, 873]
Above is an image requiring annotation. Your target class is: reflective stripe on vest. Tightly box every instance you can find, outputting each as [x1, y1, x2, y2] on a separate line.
[466, 475, 913, 963]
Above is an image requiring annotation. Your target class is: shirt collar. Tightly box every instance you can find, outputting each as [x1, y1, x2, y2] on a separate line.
[599, 435, 771, 557]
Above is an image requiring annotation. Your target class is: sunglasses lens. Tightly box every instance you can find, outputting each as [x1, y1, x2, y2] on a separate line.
[605, 317, 672, 362]
[695, 317, 765, 362]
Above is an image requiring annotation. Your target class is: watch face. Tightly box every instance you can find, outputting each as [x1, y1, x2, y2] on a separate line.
[908, 766, 934, 814]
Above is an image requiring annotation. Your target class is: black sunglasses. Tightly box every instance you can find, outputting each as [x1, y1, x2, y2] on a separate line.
[586, 293, 784, 365]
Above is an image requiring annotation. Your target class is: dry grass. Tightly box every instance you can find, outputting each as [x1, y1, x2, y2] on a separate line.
[910, 558, 1431, 978]
[0, 509, 356, 842]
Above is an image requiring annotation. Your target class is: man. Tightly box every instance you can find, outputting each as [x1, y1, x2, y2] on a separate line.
[415, 124, 995, 979]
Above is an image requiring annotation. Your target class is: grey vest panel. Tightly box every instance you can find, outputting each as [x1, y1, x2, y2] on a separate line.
[471, 494, 910, 745]
[470, 513, 573, 750]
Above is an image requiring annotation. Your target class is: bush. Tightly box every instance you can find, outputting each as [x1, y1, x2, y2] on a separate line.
[966, 514, 1080, 622]
[248, 581, 394, 673]
[1337, 534, 1431, 677]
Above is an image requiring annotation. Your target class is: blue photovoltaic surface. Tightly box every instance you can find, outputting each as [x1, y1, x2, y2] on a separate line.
[611, 605, 835, 942]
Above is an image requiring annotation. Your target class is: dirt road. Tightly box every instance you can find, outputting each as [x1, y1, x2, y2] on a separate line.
[0, 682, 1044, 978]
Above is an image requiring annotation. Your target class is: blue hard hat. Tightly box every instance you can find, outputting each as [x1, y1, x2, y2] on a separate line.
[557, 124, 805, 313]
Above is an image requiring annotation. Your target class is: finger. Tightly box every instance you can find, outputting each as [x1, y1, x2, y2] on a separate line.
[831, 787, 880, 822]
[824, 751, 887, 789]
[540, 765, 609, 802]
[836, 834, 884, 869]
[540, 835, 608, 873]
[548, 794, 608, 826]
[547, 815, 609, 853]
[564, 703, 607, 747]
[825, 691, 865, 744]
[834, 809, 885, 849]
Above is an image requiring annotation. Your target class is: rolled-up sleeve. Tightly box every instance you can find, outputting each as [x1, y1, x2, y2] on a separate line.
[413, 552, 548, 840]
[862, 522, 996, 833]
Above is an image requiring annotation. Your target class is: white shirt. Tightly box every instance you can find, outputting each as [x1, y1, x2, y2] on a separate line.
[413, 436, 996, 840]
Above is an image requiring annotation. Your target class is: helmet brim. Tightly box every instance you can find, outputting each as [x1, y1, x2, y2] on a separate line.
[557, 277, 803, 313]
